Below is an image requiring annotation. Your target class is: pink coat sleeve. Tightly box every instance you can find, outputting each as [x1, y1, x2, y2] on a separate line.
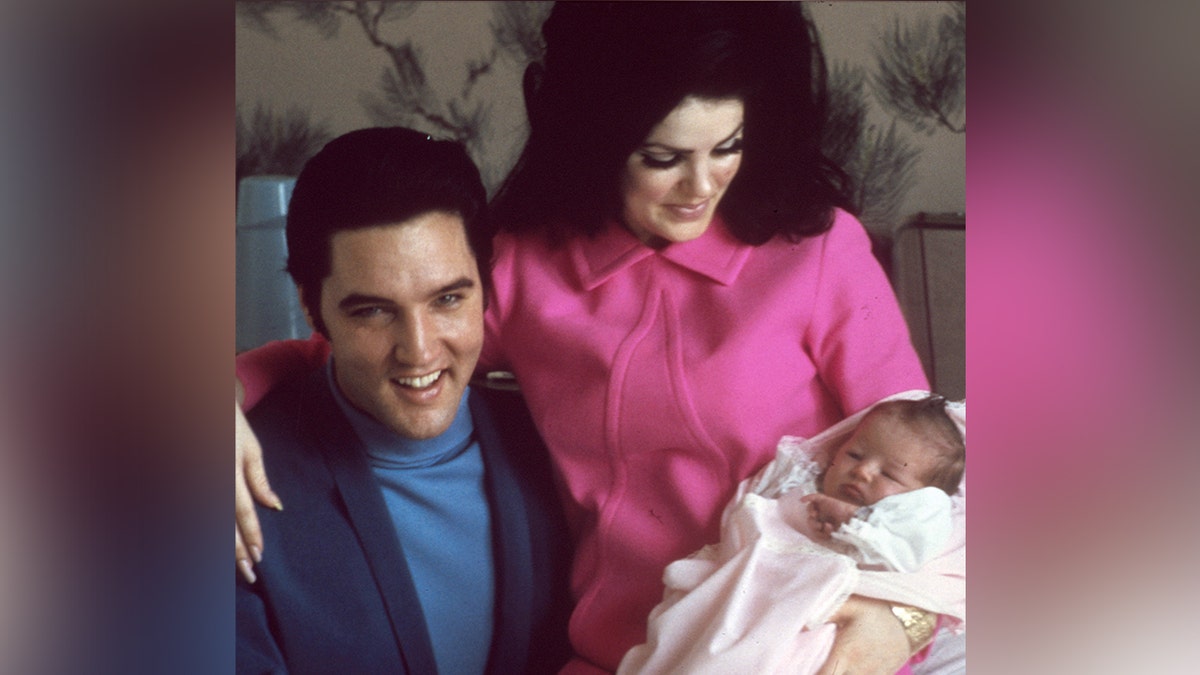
[235, 333, 330, 410]
[806, 213, 930, 415]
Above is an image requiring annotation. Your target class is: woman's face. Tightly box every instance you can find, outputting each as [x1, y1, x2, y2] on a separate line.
[619, 96, 744, 246]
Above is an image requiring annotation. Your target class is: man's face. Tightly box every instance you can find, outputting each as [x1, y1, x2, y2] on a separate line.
[308, 212, 484, 439]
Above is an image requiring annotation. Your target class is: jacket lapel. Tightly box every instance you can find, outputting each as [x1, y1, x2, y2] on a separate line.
[469, 391, 535, 674]
[304, 372, 439, 675]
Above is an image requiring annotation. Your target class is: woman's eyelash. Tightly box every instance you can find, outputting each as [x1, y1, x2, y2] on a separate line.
[639, 139, 744, 169]
[640, 153, 681, 169]
[715, 138, 744, 155]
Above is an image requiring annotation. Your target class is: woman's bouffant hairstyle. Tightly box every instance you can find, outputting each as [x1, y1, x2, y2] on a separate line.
[284, 126, 490, 336]
[491, 1, 852, 246]
[869, 395, 966, 495]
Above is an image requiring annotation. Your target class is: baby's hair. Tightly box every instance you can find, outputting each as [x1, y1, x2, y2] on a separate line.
[867, 395, 965, 494]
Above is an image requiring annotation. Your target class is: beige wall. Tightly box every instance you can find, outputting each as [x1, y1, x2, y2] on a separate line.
[811, 2, 965, 219]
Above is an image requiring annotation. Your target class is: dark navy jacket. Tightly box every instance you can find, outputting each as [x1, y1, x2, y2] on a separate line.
[236, 370, 572, 674]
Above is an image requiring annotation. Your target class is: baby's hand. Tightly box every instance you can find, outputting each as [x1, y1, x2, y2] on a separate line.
[801, 493, 860, 538]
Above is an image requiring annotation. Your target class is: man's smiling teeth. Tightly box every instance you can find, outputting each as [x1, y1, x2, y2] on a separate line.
[394, 371, 442, 388]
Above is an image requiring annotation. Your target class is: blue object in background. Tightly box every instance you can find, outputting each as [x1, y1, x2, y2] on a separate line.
[236, 176, 310, 352]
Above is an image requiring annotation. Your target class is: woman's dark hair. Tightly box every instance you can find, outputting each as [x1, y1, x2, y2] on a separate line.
[869, 395, 966, 495]
[285, 126, 490, 335]
[491, 1, 852, 246]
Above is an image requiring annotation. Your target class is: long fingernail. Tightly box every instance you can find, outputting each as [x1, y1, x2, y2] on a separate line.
[250, 546, 262, 563]
[272, 498, 283, 511]
[238, 559, 257, 584]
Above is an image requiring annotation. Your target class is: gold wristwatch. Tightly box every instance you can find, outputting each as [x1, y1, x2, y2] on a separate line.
[891, 605, 936, 653]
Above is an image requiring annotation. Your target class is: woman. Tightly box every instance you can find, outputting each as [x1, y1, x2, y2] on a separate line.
[236, 4, 956, 673]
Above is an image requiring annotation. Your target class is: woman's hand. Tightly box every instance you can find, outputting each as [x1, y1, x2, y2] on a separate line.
[235, 379, 281, 583]
[816, 595, 912, 675]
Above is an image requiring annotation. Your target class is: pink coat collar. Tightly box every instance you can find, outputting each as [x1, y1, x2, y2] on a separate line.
[569, 214, 754, 290]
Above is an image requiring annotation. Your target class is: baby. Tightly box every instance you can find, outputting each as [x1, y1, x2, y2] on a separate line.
[782, 394, 965, 573]
[618, 393, 966, 675]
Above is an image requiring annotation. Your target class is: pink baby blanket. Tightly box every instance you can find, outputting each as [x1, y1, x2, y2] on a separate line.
[618, 390, 966, 675]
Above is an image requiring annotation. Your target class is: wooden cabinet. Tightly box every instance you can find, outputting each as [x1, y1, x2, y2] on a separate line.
[890, 213, 965, 400]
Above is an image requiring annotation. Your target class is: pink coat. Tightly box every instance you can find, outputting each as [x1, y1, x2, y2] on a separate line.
[479, 210, 929, 672]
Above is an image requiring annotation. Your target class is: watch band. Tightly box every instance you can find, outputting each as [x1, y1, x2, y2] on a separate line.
[891, 605, 937, 653]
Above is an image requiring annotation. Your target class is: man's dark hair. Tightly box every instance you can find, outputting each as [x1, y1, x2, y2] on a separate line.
[284, 126, 490, 335]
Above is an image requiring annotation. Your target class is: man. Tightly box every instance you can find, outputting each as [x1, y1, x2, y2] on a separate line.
[235, 127, 571, 674]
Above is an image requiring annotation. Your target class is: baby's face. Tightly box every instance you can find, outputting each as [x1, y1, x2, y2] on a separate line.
[821, 412, 936, 506]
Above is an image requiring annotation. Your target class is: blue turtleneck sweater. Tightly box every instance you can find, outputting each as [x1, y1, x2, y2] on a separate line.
[327, 362, 495, 674]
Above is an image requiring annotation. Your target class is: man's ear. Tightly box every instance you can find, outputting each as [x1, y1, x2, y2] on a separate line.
[296, 285, 317, 332]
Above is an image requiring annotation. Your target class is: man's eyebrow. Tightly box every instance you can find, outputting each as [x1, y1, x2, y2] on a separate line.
[640, 123, 745, 153]
[336, 278, 477, 310]
[435, 277, 477, 296]
[338, 293, 394, 310]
